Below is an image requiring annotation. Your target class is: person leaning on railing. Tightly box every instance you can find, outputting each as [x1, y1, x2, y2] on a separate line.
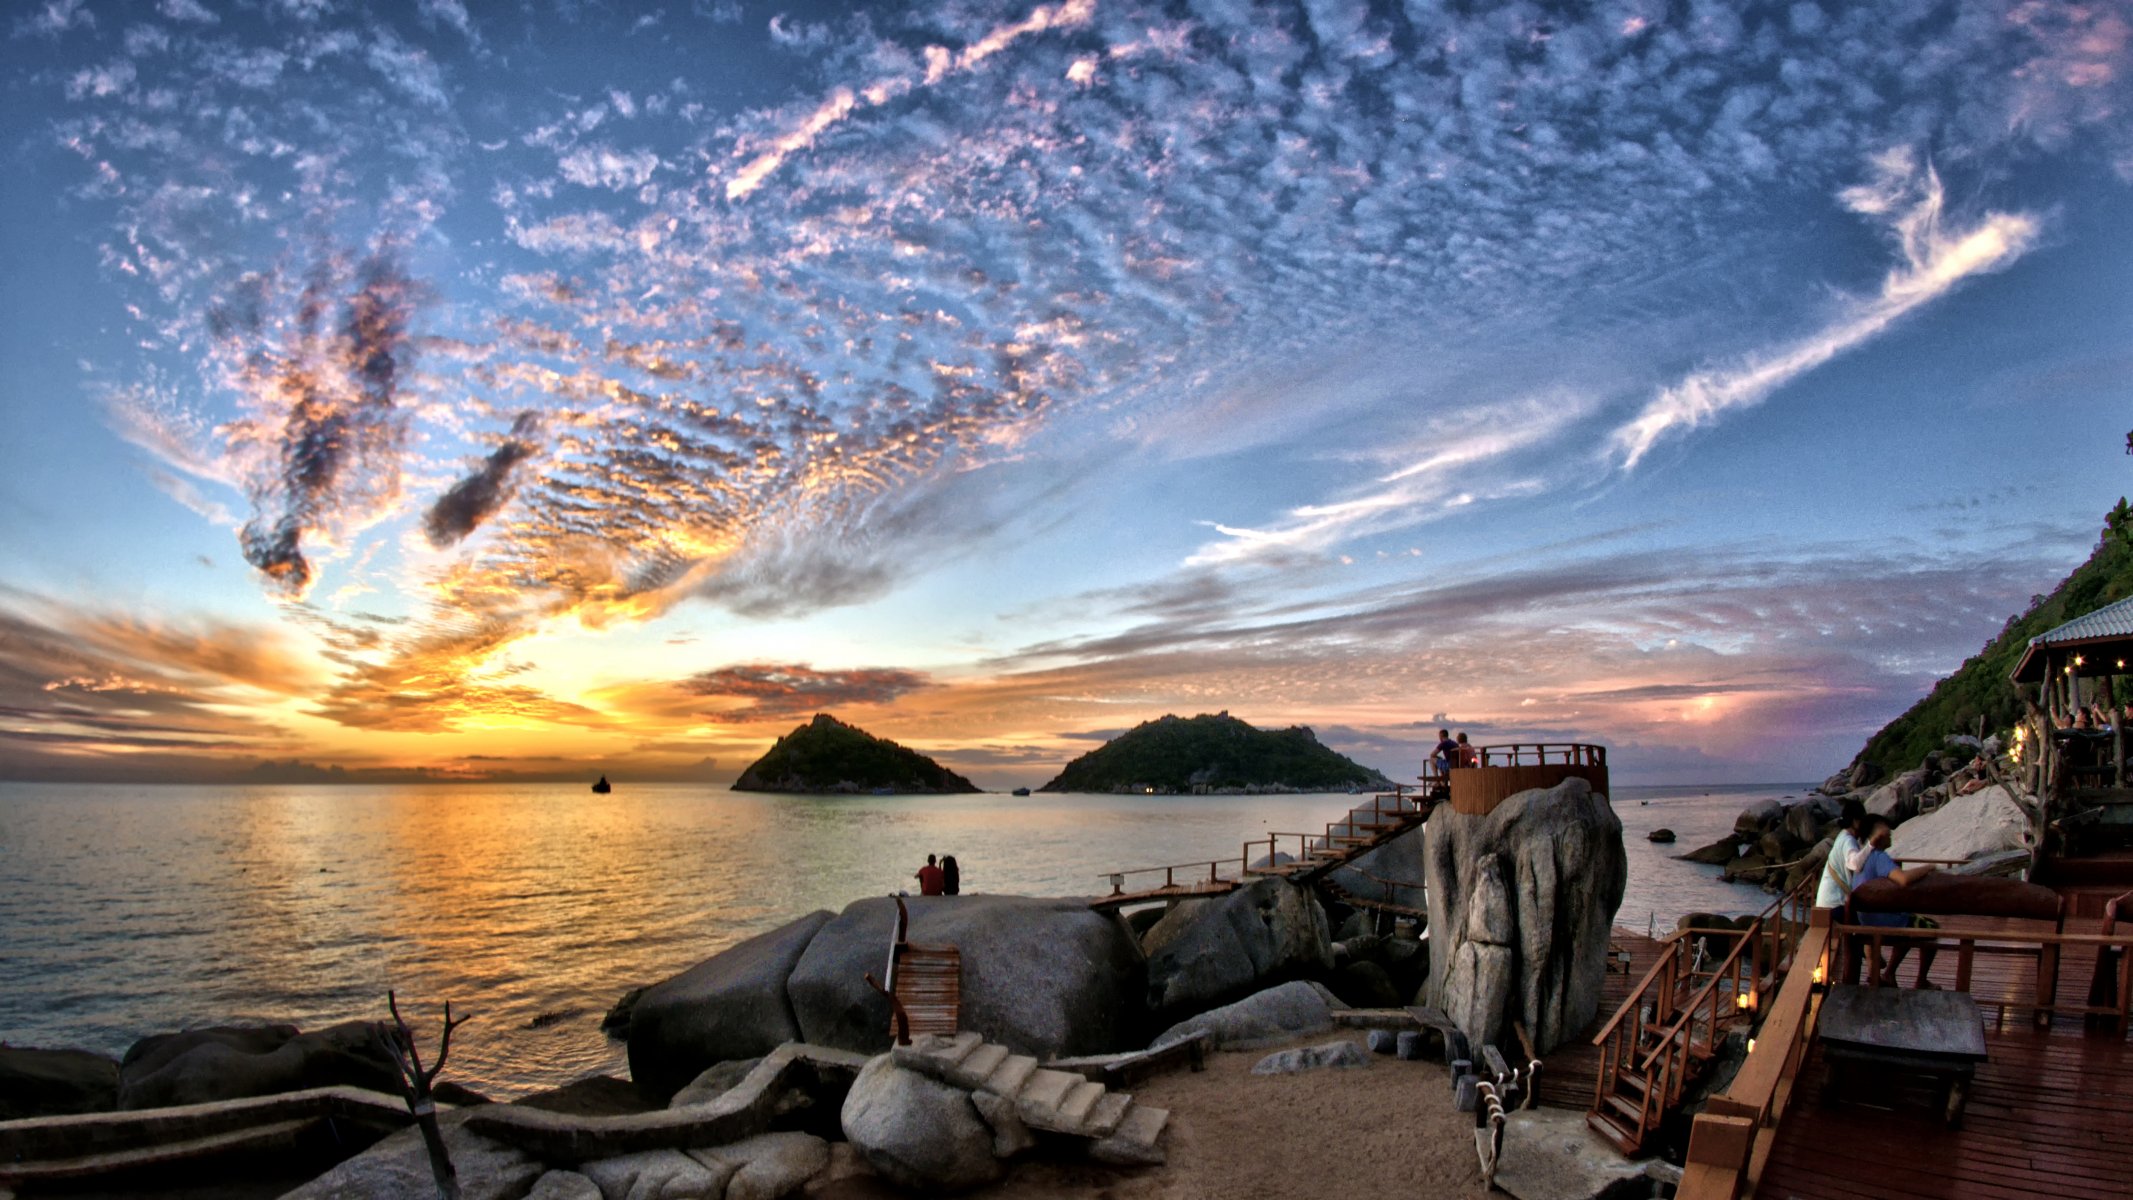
[1816, 798, 1872, 983]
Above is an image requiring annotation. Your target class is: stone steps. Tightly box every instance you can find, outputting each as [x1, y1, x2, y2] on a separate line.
[892, 1034, 1161, 1152]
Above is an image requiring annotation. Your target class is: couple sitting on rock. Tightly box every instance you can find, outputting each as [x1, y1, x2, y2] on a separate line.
[1818, 799, 1939, 987]
[914, 853, 961, 896]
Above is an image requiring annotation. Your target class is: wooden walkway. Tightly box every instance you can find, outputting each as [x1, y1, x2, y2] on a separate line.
[1534, 929, 1665, 1111]
[1756, 913, 2133, 1200]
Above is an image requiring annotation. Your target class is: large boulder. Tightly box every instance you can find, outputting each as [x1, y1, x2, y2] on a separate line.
[1423, 778, 1626, 1054]
[117, 1022, 399, 1110]
[787, 895, 1143, 1060]
[1890, 785, 2033, 865]
[1143, 876, 1332, 1016]
[1676, 835, 1741, 866]
[1865, 769, 1929, 822]
[0, 1047, 119, 1120]
[628, 910, 835, 1100]
[580, 1149, 727, 1200]
[1733, 798, 1782, 837]
[1150, 979, 1344, 1051]
[281, 1112, 544, 1200]
[839, 1054, 1001, 1192]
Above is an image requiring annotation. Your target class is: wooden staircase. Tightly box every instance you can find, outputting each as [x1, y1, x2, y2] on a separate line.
[1244, 785, 1435, 892]
[1585, 873, 1816, 1154]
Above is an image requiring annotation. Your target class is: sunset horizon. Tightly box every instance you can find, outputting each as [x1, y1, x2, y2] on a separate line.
[5, 0, 2130, 791]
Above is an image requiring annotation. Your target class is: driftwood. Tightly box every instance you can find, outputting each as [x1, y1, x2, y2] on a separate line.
[372, 992, 472, 1200]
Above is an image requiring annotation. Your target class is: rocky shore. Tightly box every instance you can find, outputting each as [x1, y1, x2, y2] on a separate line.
[1676, 742, 2034, 911]
[1, 778, 1627, 1199]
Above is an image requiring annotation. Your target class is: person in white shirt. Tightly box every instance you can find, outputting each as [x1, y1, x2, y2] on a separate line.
[1816, 799, 1870, 910]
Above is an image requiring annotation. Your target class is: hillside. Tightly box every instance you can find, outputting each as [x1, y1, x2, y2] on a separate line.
[1038, 712, 1394, 794]
[731, 714, 980, 794]
[1851, 520, 2133, 780]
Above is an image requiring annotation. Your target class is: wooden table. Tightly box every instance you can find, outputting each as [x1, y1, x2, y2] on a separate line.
[1818, 984, 1989, 1124]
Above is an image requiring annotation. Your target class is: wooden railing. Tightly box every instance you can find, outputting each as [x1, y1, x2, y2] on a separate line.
[1680, 911, 2133, 1199]
[1678, 911, 1834, 1200]
[1241, 788, 1429, 879]
[1589, 871, 1816, 1153]
[1099, 857, 1241, 896]
[1479, 742, 1608, 769]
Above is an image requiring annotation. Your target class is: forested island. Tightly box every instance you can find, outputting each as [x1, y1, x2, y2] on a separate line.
[731, 714, 979, 794]
[1039, 711, 1394, 794]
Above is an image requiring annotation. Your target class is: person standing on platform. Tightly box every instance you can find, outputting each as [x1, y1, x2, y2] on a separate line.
[915, 854, 944, 896]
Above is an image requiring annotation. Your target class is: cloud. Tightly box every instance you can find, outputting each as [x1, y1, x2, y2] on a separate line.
[1609, 150, 2041, 469]
[676, 662, 932, 721]
[225, 254, 421, 596]
[423, 412, 542, 547]
[18, 0, 94, 38]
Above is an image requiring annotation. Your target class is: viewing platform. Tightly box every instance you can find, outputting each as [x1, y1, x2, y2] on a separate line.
[1447, 742, 1609, 816]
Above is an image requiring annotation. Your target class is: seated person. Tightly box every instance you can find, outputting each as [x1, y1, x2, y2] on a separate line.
[1851, 816, 1941, 987]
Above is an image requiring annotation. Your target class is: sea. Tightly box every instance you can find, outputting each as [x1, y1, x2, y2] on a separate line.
[0, 780, 1801, 1098]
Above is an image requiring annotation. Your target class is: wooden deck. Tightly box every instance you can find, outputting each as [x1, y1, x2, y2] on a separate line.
[1534, 929, 1666, 1110]
[1754, 913, 2133, 1200]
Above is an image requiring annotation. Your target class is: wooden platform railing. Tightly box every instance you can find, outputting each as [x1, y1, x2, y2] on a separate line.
[1099, 858, 1240, 896]
[1588, 872, 1815, 1153]
[1478, 743, 1608, 769]
[1680, 911, 2133, 1199]
[1678, 911, 1834, 1200]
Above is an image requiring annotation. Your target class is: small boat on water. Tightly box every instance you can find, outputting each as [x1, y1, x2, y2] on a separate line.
[1647, 828, 1676, 843]
[1012, 787, 1031, 796]
[591, 775, 612, 794]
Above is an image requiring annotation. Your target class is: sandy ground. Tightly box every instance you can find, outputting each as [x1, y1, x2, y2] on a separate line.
[810, 1031, 1488, 1200]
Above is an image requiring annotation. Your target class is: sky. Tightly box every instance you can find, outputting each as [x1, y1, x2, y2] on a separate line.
[1, 0, 2129, 789]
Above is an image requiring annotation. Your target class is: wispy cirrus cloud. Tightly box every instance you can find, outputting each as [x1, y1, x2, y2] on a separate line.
[1611, 149, 2042, 469]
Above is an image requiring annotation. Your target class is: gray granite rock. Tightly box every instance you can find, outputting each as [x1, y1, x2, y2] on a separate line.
[1150, 980, 1338, 1052]
[580, 1148, 727, 1200]
[1143, 877, 1331, 1017]
[279, 1113, 544, 1200]
[1424, 778, 1626, 1055]
[839, 1054, 1001, 1192]
[0, 1046, 119, 1120]
[117, 1021, 398, 1109]
[628, 910, 835, 1100]
[668, 1057, 764, 1109]
[1250, 1040, 1369, 1074]
[695, 1131, 830, 1200]
[789, 895, 1143, 1060]
[528, 1171, 603, 1200]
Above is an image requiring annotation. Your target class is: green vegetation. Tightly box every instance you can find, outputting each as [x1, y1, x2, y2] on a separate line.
[1854, 512, 2133, 779]
[1038, 711, 1394, 794]
[732, 713, 979, 794]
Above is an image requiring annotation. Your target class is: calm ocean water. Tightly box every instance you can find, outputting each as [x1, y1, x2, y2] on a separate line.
[0, 780, 1799, 1097]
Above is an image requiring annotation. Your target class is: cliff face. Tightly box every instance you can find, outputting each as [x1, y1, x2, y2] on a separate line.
[1850, 528, 2133, 781]
[731, 714, 980, 794]
[1037, 712, 1394, 794]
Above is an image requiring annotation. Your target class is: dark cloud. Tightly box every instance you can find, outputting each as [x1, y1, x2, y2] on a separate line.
[679, 662, 931, 722]
[234, 255, 420, 595]
[424, 412, 543, 546]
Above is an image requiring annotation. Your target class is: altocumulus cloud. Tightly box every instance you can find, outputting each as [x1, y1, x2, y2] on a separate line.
[31, 0, 2133, 733]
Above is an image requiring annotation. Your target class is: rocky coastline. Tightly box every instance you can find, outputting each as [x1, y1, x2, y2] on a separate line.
[1, 778, 1627, 1199]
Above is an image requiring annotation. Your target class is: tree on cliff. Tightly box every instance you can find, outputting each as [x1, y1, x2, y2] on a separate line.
[1852, 507, 2133, 779]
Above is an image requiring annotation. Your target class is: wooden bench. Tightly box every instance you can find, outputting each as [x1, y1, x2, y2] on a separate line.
[864, 896, 962, 1046]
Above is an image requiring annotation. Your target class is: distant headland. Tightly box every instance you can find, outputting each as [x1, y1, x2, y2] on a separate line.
[731, 713, 980, 794]
[1038, 711, 1395, 794]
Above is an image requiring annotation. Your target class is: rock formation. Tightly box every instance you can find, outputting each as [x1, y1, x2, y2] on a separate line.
[784, 894, 1144, 1058]
[1423, 778, 1626, 1054]
[627, 910, 835, 1099]
[1141, 876, 1332, 1017]
[839, 1054, 1003, 1192]
[117, 1022, 401, 1110]
[731, 713, 979, 794]
[1890, 784, 2033, 864]
[0, 1046, 119, 1120]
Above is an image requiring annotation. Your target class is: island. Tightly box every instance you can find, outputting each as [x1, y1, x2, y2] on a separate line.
[731, 713, 981, 794]
[1038, 711, 1396, 794]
